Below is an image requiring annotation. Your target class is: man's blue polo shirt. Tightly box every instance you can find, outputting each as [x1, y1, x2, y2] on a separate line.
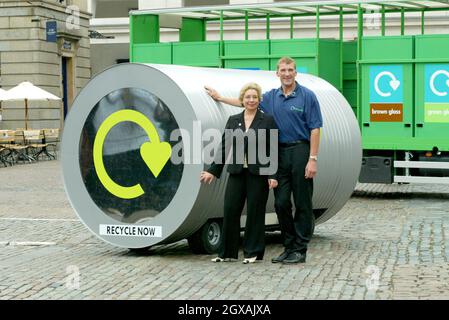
[259, 81, 323, 143]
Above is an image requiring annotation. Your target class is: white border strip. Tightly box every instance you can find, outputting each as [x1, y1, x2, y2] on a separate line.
[394, 176, 449, 184]
[394, 161, 449, 169]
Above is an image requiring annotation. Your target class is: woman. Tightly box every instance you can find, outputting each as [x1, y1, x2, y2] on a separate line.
[200, 83, 278, 264]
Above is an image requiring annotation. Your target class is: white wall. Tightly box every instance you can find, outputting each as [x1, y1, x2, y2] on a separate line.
[70, 0, 89, 12]
[138, 0, 373, 9]
[91, 43, 129, 75]
[138, 0, 182, 10]
[230, 0, 272, 4]
[184, 0, 229, 5]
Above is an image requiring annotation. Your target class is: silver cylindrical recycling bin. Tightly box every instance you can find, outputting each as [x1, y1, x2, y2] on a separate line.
[61, 63, 362, 249]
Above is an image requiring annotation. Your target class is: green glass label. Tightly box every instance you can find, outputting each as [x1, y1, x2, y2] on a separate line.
[424, 103, 449, 123]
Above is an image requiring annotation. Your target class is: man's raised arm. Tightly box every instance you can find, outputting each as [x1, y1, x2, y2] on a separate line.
[204, 86, 242, 107]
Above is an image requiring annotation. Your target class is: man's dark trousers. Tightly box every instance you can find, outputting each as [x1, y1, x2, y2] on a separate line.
[274, 142, 314, 255]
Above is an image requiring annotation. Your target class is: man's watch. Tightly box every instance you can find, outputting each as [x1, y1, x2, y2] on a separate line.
[309, 155, 318, 161]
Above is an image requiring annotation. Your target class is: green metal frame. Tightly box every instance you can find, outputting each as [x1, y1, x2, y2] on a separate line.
[129, 1, 449, 154]
[130, 1, 449, 44]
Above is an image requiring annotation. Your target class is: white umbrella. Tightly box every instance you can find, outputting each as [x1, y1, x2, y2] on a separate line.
[0, 81, 61, 129]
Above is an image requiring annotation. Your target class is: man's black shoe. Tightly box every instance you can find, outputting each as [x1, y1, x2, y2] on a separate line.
[271, 250, 290, 263]
[282, 252, 306, 264]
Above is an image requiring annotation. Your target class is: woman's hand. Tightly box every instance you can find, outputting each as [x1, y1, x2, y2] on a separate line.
[200, 171, 215, 184]
[268, 179, 278, 189]
[204, 86, 222, 101]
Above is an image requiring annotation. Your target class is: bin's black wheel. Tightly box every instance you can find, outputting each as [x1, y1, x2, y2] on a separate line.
[188, 219, 223, 254]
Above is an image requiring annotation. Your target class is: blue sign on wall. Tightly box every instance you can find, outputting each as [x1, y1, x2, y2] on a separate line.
[46, 21, 57, 43]
[369, 65, 404, 103]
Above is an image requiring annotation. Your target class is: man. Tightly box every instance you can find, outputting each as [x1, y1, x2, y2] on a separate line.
[205, 57, 323, 264]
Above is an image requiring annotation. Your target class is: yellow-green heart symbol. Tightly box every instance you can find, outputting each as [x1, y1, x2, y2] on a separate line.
[140, 141, 171, 178]
[93, 109, 172, 200]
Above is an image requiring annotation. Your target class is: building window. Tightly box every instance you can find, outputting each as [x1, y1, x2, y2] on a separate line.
[116, 59, 130, 64]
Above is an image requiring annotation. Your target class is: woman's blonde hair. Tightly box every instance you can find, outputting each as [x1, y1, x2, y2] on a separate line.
[239, 82, 262, 104]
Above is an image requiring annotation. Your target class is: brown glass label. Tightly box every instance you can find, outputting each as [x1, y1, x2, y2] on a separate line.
[370, 104, 403, 122]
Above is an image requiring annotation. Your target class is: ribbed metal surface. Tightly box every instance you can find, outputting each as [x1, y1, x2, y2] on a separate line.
[153, 63, 362, 241]
[61, 63, 361, 248]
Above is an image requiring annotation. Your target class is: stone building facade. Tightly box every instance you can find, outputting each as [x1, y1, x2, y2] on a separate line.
[0, 0, 91, 130]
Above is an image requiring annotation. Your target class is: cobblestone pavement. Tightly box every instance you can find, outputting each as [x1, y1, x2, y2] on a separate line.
[1, 160, 449, 300]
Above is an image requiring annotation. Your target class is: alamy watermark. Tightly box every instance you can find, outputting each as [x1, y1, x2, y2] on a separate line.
[365, 265, 380, 291]
[66, 265, 80, 290]
[365, 6, 381, 30]
[169, 121, 279, 175]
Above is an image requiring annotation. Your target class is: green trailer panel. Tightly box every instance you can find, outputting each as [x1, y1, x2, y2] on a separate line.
[269, 39, 341, 90]
[363, 136, 449, 151]
[343, 64, 357, 81]
[415, 34, 449, 60]
[173, 41, 221, 67]
[269, 39, 317, 73]
[362, 36, 414, 61]
[343, 80, 357, 113]
[131, 14, 159, 44]
[342, 42, 358, 87]
[360, 36, 414, 149]
[132, 43, 172, 64]
[343, 41, 357, 64]
[414, 34, 449, 151]
[223, 40, 270, 70]
[319, 40, 341, 91]
[179, 18, 205, 42]
[342, 41, 358, 114]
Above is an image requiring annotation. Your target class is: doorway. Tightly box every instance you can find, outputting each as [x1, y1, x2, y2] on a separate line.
[61, 56, 75, 119]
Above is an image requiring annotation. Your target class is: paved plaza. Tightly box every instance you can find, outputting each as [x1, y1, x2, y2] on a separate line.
[1, 160, 449, 300]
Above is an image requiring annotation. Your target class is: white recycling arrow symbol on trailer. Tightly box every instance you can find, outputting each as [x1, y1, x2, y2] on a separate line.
[374, 71, 401, 97]
[429, 69, 449, 97]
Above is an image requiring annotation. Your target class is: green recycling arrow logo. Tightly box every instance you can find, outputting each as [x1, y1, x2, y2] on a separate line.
[93, 110, 172, 199]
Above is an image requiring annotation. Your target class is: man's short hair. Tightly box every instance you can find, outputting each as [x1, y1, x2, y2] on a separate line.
[239, 82, 262, 104]
[277, 57, 296, 70]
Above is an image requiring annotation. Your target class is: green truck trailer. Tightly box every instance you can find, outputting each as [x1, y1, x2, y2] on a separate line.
[129, 0, 449, 184]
